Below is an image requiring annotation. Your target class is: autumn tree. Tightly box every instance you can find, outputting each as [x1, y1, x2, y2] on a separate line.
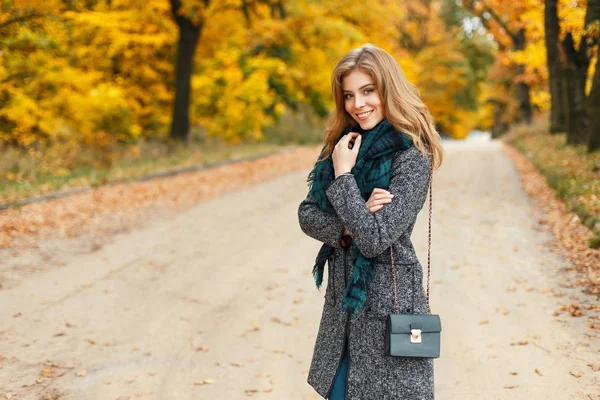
[583, 0, 600, 152]
[558, 0, 591, 145]
[395, 0, 494, 138]
[545, 0, 565, 133]
[460, 0, 543, 125]
[547, 0, 600, 150]
[169, 0, 208, 142]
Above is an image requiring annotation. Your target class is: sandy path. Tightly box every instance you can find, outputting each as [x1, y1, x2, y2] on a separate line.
[0, 140, 598, 399]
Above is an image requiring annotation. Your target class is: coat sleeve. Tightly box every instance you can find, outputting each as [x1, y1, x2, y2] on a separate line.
[298, 189, 347, 250]
[324, 147, 431, 259]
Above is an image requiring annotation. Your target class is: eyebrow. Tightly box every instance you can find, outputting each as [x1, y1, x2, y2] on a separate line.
[342, 83, 374, 93]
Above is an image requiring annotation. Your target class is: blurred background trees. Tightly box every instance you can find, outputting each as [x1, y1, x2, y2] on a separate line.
[0, 0, 598, 178]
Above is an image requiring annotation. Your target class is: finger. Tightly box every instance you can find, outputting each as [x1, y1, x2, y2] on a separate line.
[374, 198, 392, 206]
[377, 193, 394, 200]
[370, 204, 384, 213]
[342, 132, 359, 142]
[372, 188, 391, 195]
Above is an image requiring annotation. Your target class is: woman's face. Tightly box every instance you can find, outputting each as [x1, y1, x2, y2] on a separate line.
[342, 69, 384, 130]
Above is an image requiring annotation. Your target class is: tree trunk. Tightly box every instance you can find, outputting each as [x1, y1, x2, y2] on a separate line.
[513, 29, 533, 124]
[560, 32, 589, 145]
[544, 0, 565, 133]
[490, 100, 508, 138]
[586, 0, 600, 152]
[588, 57, 600, 152]
[169, 0, 205, 142]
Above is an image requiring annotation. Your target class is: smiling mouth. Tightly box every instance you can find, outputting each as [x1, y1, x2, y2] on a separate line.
[356, 110, 373, 120]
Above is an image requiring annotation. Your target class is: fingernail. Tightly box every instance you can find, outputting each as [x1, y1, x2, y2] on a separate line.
[391, 194, 394, 197]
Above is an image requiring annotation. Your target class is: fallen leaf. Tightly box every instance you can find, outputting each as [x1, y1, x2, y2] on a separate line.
[40, 391, 61, 400]
[510, 340, 529, 346]
[478, 320, 489, 325]
[504, 385, 519, 389]
[569, 370, 582, 378]
[12, 312, 21, 318]
[76, 370, 87, 377]
[193, 379, 215, 386]
[271, 316, 300, 326]
[231, 362, 244, 367]
[587, 362, 600, 371]
[535, 368, 543, 376]
[41, 367, 54, 377]
[509, 371, 518, 375]
[194, 345, 209, 352]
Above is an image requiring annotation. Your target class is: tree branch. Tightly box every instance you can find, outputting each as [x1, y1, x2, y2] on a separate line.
[0, 12, 45, 31]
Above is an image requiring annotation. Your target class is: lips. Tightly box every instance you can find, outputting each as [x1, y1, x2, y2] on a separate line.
[356, 110, 374, 121]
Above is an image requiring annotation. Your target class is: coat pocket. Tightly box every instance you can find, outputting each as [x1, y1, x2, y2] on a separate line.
[366, 261, 419, 319]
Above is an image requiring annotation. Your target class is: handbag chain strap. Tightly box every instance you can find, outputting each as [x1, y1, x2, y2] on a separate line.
[391, 156, 433, 314]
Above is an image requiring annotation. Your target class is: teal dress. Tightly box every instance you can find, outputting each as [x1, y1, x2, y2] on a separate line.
[329, 347, 348, 399]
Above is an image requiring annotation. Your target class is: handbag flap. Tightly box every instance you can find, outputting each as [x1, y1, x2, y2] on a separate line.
[388, 314, 441, 334]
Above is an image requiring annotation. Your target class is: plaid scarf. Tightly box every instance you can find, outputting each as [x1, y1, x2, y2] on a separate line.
[306, 119, 413, 318]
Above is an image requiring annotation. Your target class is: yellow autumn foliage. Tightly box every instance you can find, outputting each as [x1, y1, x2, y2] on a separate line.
[0, 0, 526, 180]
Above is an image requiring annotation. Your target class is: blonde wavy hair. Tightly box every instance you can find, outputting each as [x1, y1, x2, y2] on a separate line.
[317, 43, 444, 169]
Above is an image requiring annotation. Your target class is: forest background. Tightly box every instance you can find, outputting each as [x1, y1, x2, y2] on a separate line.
[0, 0, 598, 248]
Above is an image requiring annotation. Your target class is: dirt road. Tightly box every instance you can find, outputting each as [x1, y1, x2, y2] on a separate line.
[0, 140, 598, 399]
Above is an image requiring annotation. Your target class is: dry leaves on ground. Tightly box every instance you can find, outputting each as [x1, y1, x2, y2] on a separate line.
[0, 146, 320, 252]
[503, 144, 600, 333]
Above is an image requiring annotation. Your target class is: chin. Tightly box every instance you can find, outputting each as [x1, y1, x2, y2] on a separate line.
[357, 118, 383, 131]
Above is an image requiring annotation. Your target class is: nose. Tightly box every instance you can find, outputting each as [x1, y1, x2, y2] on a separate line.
[354, 94, 365, 109]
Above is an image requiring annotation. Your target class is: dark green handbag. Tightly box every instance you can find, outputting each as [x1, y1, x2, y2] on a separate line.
[385, 162, 441, 358]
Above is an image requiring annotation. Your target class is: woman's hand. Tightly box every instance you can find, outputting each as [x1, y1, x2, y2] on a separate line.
[332, 132, 361, 177]
[366, 188, 394, 213]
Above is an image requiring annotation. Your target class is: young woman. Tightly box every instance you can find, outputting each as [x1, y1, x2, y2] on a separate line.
[297, 43, 444, 399]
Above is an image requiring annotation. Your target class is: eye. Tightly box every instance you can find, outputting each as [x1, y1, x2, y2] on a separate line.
[344, 93, 353, 99]
[364, 88, 374, 94]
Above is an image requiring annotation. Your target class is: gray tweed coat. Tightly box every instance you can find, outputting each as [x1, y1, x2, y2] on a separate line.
[298, 146, 435, 399]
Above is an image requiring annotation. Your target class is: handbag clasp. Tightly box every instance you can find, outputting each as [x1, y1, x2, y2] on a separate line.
[410, 329, 422, 343]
